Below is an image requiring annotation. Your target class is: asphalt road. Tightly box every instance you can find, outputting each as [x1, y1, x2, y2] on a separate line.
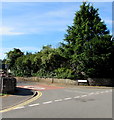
[2, 81, 112, 118]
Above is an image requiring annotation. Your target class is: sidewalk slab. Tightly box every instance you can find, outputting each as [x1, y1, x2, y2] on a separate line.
[1, 87, 34, 110]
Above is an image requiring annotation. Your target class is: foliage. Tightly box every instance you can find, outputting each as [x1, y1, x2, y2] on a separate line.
[61, 2, 114, 78]
[54, 67, 74, 79]
[15, 55, 32, 76]
[4, 2, 114, 79]
[5, 48, 24, 71]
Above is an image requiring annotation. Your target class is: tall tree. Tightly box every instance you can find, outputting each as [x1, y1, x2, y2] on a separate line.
[15, 54, 33, 76]
[62, 2, 114, 78]
[38, 45, 67, 77]
[6, 48, 24, 71]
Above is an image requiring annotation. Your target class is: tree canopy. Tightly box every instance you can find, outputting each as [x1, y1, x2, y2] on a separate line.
[5, 48, 24, 71]
[3, 2, 114, 79]
[60, 2, 114, 78]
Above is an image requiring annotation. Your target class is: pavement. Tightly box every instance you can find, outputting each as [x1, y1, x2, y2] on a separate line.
[1, 87, 35, 110]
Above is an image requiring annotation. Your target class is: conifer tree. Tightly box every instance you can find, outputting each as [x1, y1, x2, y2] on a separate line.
[62, 2, 114, 78]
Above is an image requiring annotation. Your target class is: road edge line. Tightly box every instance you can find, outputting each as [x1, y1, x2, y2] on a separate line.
[1, 88, 37, 110]
[0, 91, 42, 113]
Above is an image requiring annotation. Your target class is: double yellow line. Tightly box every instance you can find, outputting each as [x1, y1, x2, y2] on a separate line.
[0, 91, 42, 113]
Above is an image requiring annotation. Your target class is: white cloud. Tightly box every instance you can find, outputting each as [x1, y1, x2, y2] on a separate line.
[0, 47, 10, 59]
[45, 7, 78, 18]
[2, 2, 111, 36]
[0, 27, 25, 35]
[2, 10, 74, 35]
[1, 2, 112, 36]
[19, 47, 40, 52]
[104, 19, 113, 25]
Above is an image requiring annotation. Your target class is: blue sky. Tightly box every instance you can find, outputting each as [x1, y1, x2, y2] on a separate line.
[0, 2, 113, 59]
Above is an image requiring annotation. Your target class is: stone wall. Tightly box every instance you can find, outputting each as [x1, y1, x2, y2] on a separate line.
[16, 77, 113, 86]
[16, 77, 78, 85]
[87, 78, 113, 86]
[0, 77, 16, 94]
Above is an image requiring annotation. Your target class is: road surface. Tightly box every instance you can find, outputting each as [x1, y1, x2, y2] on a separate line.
[2, 81, 112, 118]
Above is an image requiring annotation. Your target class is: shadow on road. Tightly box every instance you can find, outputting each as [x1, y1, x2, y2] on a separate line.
[12, 87, 34, 96]
[2, 87, 34, 110]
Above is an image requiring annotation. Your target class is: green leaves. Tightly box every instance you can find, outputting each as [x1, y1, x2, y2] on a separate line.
[5, 48, 24, 72]
[4, 2, 114, 79]
[54, 68, 74, 79]
[61, 2, 114, 78]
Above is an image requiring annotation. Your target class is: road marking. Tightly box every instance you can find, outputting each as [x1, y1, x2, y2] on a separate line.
[54, 99, 63, 102]
[74, 96, 80, 99]
[81, 95, 87, 97]
[100, 91, 104, 93]
[43, 101, 53, 104]
[1, 89, 112, 112]
[13, 106, 25, 110]
[94, 92, 100, 95]
[64, 97, 72, 100]
[0, 91, 42, 113]
[29, 103, 40, 107]
[88, 92, 94, 95]
[105, 90, 109, 93]
[23, 86, 45, 90]
[64, 90, 88, 94]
